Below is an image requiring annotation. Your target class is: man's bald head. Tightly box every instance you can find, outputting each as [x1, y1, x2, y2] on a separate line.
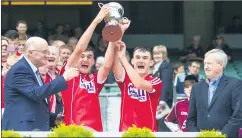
[25, 37, 49, 68]
[25, 37, 48, 52]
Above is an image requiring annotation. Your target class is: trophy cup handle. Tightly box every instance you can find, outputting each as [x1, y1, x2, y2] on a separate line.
[121, 17, 128, 24]
[98, 3, 104, 8]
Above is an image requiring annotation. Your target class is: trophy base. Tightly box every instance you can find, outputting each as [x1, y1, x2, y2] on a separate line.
[102, 25, 122, 42]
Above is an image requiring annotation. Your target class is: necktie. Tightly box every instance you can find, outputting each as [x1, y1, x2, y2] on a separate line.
[35, 70, 43, 86]
[36, 70, 48, 103]
[208, 86, 215, 105]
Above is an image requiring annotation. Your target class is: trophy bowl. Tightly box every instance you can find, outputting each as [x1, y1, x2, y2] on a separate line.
[98, 2, 124, 42]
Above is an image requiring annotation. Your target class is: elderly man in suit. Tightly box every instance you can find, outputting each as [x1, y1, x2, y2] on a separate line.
[187, 49, 242, 137]
[2, 37, 79, 131]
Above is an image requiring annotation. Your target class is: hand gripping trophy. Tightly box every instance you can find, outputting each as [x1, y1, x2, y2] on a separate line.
[98, 2, 127, 42]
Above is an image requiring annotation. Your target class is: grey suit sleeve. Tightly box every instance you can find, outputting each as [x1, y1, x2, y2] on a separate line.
[159, 65, 173, 102]
[221, 80, 242, 137]
[186, 86, 200, 131]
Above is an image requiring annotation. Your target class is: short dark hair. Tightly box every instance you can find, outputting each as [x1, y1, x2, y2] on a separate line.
[4, 30, 19, 40]
[133, 46, 152, 58]
[184, 75, 198, 88]
[1, 36, 9, 44]
[85, 46, 95, 53]
[189, 60, 201, 66]
[16, 20, 27, 27]
[59, 45, 73, 53]
[173, 62, 184, 71]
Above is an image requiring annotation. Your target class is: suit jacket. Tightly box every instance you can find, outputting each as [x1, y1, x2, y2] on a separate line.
[2, 57, 68, 131]
[153, 61, 173, 107]
[186, 75, 242, 137]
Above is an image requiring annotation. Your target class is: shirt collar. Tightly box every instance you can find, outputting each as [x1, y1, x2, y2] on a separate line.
[153, 61, 163, 74]
[206, 74, 223, 87]
[154, 61, 163, 69]
[24, 56, 38, 74]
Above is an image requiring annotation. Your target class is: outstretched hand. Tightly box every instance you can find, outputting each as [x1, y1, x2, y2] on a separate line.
[94, 4, 111, 24]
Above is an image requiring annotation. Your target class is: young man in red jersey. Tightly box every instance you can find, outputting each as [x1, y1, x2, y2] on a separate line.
[164, 75, 198, 132]
[112, 30, 163, 131]
[59, 5, 115, 131]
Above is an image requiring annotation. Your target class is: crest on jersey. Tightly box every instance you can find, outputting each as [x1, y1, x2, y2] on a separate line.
[80, 78, 95, 93]
[89, 74, 94, 79]
[127, 83, 147, 102]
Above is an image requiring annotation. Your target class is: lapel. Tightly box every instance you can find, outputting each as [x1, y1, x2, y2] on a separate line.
[22, 57, 39, 85]
[201, 81, 209, 110]
[22, 57, 48, 105]
[208, 75, 227, 110]
[153, 62, 164, 77]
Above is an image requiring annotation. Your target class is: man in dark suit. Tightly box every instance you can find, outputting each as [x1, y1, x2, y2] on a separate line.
[187, 49, 242, 137]
[2, 37, 79, 131]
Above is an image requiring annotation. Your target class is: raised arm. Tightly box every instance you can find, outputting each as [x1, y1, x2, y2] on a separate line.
[117, 41, 153, 92]
[67, 5, 110, 68]
[112, 19, 130, 81]
[97, 42, 116, 82]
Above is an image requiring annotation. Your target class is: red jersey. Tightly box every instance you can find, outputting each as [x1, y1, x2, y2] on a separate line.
[45, 71, 59, 113]
[16, 51, 21, 57]
[164, 98, 189, 132]
[60, 63, 105, 131]
[117, 71, 162, 132]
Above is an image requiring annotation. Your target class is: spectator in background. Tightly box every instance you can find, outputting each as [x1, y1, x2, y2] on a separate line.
[207, 35, 232, 62]
[4, 30, 20, 60]
[73, 26, 83, 38]
[94, 36, 108, 59]
[48, 24, 69, 43]
[174, 60, 205, 94]
[67, 37, 78, 50]
[39, 66, 48, 82]
[4, 30, 19, 47]
[52, 40, 66, 48]
[179, 35, 204, 62]
[46, 46, 63, 115]
[63, 23, 72, 37]
[16, 40, 25, 57]
[164, 75, 198, 132]
[34, 20, 48, 40]
[226, 16, 242, 34]
[16, 20, 31, 40]
[152, 45, 173, 108]
[59, 45, 72, 64]
[152, 45, 174, 132]
[47, 46, 60, 76]
[1, 37, 9, 70]
[95, 56, 105, 71]
[173, 62, 185, 80]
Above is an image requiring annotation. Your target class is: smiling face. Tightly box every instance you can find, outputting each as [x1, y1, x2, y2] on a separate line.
[76, 50, 95, 74]
[47, 46, 58, 69]
[132, 48, 152, 76]
[59, 48, 71, 62]
[204, 53, 224, 80]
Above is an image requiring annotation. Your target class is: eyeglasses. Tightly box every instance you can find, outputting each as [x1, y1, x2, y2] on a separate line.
[32, 50, 50, 55]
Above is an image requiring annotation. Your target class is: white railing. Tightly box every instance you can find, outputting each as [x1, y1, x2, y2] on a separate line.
[18, 131, 199, 137]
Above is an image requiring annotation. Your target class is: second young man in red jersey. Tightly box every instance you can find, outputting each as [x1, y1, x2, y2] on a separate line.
[112, 22, 163, 131]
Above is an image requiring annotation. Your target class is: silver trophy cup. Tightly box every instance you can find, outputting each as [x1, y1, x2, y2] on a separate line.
[98, 2, 125, 42]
